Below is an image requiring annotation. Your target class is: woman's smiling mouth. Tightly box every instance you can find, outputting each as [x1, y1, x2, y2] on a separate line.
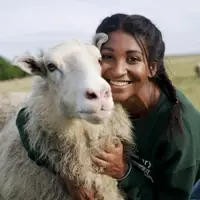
[108, 80, 132, 87]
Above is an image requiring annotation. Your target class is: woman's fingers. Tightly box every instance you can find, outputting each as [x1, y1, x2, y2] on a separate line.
[92, 156, 109, 168]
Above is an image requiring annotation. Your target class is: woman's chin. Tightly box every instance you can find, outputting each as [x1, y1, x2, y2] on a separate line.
[112, 92, 132, 103]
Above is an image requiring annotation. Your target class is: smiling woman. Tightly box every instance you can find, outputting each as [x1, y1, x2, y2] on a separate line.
[100, 30, 157, 110]
[68, 13, 200, 200]
[8, 12, 200, 200]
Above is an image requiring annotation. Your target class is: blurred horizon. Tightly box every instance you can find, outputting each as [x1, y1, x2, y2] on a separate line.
[1, 0, 200, 60]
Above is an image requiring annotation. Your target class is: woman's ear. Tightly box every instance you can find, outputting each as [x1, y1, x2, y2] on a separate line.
[148, 62, 157, 78]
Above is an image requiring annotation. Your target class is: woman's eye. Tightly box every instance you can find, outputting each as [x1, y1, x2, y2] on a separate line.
[102, 54, 112, 60]
[127, 57, 138, 64]
[47, 63, 57, 72]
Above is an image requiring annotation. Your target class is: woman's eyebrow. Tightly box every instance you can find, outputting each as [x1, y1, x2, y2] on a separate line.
[101, 47, 143, 55]
[101, 47, 114, 52]
[126, 50, 143, 55]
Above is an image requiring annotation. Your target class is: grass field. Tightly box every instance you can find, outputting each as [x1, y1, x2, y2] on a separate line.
[1, 54, 200, 110]
[164, 54, 200, 111]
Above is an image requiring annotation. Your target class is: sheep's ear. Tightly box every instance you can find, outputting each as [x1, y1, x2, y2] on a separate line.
[12, 55, 47, 77]
[92, 33, 109, 50]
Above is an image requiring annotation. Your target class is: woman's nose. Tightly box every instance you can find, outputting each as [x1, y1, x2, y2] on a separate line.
[111, 60, 127, 76]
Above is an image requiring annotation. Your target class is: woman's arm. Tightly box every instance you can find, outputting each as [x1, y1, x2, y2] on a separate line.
[92, 137, 200, 200]
[152, 137, 199, 200]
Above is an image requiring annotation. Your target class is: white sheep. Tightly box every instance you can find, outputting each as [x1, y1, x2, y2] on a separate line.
[0, 35, 134, 200]
[0, 92, 29, 131]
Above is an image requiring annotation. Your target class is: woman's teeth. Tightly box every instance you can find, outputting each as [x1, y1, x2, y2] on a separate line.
[110, 80, 130, 86]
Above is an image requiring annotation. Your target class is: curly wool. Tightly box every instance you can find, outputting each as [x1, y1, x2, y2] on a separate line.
[0, 40, 135, 200]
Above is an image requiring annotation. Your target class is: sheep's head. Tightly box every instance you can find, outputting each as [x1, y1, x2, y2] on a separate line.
[13, 38, 114, 124]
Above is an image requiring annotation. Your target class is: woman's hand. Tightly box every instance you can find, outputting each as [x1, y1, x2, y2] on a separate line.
[67, 184, 94, 200]
[91, 141, 128, 179]
[60, 175, 94, 200]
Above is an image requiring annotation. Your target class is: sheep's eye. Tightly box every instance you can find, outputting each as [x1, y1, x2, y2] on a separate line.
[47, 63, 57, 72]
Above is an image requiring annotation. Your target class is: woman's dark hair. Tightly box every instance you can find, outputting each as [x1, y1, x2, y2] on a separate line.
[96, 13, 184, 135]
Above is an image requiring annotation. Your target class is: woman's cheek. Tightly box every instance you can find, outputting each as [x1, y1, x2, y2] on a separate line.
[101, 63, 110, 75]
[130, 64, 148, 81]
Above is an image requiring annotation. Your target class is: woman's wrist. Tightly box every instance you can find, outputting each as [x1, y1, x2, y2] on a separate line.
[117, 162, 132, 181]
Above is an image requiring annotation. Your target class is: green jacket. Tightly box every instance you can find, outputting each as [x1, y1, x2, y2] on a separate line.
[16, 89, 200, 200]
[118, 90, 200, 200]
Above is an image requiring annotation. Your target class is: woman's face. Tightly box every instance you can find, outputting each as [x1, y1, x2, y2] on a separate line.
[100, 30, 153, 102]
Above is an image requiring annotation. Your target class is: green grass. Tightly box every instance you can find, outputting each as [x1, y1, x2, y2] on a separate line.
[0, 54, 200, 110]
[165, 55, 200, 110]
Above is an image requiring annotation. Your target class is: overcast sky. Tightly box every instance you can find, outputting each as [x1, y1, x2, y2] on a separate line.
[0, 0, 200, 60]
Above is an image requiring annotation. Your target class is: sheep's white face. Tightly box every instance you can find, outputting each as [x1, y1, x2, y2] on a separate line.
[13, 39, 114, 124]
